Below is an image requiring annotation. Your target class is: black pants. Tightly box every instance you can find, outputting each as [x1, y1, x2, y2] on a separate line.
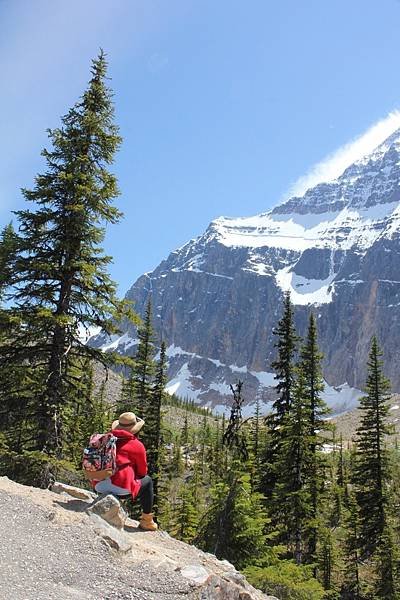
[135, 475, 154, 513]
[114, 475, 154, 513]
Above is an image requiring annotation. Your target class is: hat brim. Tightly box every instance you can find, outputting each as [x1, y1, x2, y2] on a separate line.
[130, 418, 144, 434]
[112, 417, 144, 434]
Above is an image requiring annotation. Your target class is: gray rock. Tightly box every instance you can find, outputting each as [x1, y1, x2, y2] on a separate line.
[88, 513, 132, 553]
[124, 516, 140, 530]
[51, 481, 95, 501]
[86, 493, 126, 529]
[178, 564, 209, 585]
[196, 574, 277, 600]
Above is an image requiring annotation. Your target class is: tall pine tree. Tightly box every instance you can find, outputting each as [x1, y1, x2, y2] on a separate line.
[298, 312, 329, 565]
[145, 340, 167, 513]
[261, 292, 299, 498]
[0, 51, 130, 456]
[352, 336, 392, 558]
[273, 368, 313, 564]
[130, 299, 156, 419]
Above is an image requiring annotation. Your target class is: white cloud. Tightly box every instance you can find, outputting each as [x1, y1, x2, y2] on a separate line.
[287, 110, 400, 198]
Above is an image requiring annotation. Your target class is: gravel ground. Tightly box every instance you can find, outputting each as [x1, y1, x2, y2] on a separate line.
[0, 490, 196, 600]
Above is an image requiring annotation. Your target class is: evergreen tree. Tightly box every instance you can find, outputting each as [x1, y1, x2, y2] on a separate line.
[0, 52, 130, 455]
[271, 291, 299, 418]
[198, 412, 212, 476]
[116, 357, 136, 415]
[341, 493, 363, 600]
[195, 473, 271, 570]
[352, 336, 392, 558]
[196, 380, 273, 570]
[337, 434, 346, 490]
[170, 438, 184, 478]
[261, 292, 298, 498]
[317, 526, 337, 595]
[250, 395, 262, 490]
[180, 412, 189, 447]
[170, 481, 200, 543]
[298, 312, 329, 565]
[0, 223, 17, 298]
[373, 523, 399, 600]
[130, 299, 156, 418]
[146, 341, 167, 513]
[272, 368, 313, 565]
[222, 381, 248, 461]
[0, 224, 33, 449]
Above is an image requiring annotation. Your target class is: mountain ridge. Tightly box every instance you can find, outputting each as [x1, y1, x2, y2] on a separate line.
[92, 125, 400, 414]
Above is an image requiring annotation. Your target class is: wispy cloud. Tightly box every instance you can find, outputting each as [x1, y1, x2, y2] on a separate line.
[148, 52, 169, 73]
[287, 111, 400, 198]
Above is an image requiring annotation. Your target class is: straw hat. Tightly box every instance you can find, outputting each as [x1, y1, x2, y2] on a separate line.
[111, 412, 145, 434]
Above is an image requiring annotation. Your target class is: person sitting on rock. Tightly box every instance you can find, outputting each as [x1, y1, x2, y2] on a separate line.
[94, 412, 157, 531]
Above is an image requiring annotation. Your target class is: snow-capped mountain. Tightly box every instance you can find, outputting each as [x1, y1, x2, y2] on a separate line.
[92, 127, 400, 414]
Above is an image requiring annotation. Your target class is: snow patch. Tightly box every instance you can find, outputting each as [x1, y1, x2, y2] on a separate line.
[100, 332, 138, 352]
[209, 381, 233, 395]
[275, 266, 335, 306]
[250, 370, 276, 387]
[165, 363, 199, 401]
[210, 201, 400, 255]
[78, 324, 101, 344]
[322, 382, 362, 414]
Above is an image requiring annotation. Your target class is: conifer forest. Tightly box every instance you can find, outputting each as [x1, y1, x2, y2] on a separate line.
[1, 54, 400, 600]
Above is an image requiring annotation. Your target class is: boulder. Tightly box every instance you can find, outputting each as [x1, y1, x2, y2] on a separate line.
[51, 481, 95, 501]
[88, 513, 132, 553]
[197, 574, 278, 600]
[86, 493, 126, 529]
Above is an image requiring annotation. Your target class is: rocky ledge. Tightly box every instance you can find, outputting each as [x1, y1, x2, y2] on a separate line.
[0, 477, 277, 600]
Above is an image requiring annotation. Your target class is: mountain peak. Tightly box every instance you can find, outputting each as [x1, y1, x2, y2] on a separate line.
[274, 126, 400, 217]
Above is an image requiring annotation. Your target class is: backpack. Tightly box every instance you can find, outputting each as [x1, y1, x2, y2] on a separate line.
[82, 432, 117, 481]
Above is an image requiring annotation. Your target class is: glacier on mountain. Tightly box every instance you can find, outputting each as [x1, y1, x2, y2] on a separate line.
[91, 125, 400, 413]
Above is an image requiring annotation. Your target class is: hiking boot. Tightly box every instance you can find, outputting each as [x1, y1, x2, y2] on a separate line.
[139, 512, 158, 531]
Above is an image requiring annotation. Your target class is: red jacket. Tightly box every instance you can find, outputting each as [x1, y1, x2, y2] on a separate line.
[110, 429, 147, 498]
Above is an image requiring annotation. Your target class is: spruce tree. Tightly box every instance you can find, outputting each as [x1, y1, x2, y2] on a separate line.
[222, 381, 248, 461]
[130, 299, 156, 418]
[261, 292, 298, 498]
[298, 312, 329, 564]
[272, 368, 313, 564]
[195, 474, 270, 570]
[341, 493, 362, 600]
[373, 523, 399, 600]
[250, 395, 262, 490]
[0, 223, 17, 298]
[271, 291, 299, 418]
[116, 355, 136, 415]
[170, 438, 184, 478]
[170, 481, 200, 543]
[352, 336, 392, 558]
[196, 380, 272, 570]
[145, 341, 167, 513]
[0, 52, 129, 455]
[0, 223, 29, 447]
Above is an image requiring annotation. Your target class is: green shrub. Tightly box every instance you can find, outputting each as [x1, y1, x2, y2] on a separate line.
[0, 450, 88, 489]
[244, 561, 325, 600]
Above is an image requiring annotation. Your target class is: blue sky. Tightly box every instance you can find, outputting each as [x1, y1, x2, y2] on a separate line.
[1, 0, 400, 294]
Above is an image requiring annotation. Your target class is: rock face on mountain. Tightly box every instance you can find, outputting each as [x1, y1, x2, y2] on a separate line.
[93, 128, 400, 414]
